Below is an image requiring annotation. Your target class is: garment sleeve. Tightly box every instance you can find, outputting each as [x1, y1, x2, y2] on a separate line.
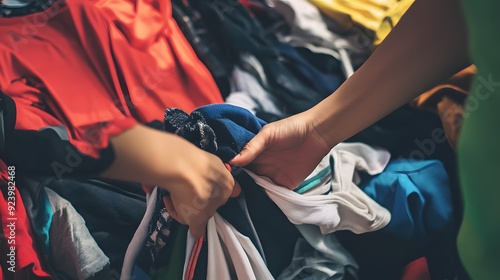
[1, 89, 136, 178]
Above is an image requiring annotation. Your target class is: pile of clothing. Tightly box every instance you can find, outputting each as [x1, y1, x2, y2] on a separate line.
[0, 0, 473, 279]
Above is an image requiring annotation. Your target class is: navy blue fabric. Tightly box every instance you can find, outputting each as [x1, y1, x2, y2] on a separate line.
[165, 104, 299, 277]
[194, 104, 266, 162]
[275, 41, 342, 96]
[359, 159, 454, 241]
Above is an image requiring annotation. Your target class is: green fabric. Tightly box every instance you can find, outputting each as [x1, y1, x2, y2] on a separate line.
[149, 225, 189, 280]
[458, 0, 500, 278]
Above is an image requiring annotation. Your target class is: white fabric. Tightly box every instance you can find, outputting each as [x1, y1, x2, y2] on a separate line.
[206, 216, 232, 280]
[268, 0, 367, 77]
[239, 54, 269, 87]
[269, 0, 366, 53]
[182, 230, 196, 280]
[227, 67, 284, 117]
[207, 213, 274, 280]
[245, 142, 392, 234]
[121, 188, 157, 280]
[225, 91, 260, 115]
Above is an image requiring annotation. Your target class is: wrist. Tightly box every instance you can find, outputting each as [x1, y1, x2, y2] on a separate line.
[302, 106, 340, 149]
[152, 134, 196, 193]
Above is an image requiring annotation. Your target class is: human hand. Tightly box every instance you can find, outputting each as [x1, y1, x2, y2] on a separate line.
[230, 113, 332, 189]
[101, 125, 235, 239]
[162, 147, 235, 238]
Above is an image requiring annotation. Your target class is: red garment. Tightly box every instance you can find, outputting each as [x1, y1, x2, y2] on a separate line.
[402, 258, 430, 280]
[0, 162, 51, 279]
[240, 0, 252, 9]
[0, 0, 223, 158]
[184, 236, 204, 280]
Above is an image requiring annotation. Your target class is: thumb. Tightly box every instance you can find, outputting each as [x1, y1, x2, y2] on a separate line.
[230, 131, 269, 166]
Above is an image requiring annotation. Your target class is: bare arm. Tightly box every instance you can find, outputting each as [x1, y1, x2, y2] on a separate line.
[101, 124, 234, 237]
[232, 0, 470, 189]
[309, 0, 470, 146]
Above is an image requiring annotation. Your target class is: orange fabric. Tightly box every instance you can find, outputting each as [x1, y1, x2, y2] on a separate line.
[0, 0, 223, 158]
[413, 65, 476, 111]
[412, 65, 476, 150]
[436, 96, 464, 151]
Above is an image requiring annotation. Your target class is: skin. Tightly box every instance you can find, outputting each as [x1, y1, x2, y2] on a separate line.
[232, 0, 469, 189]
[100, 124, 235, 238]
[232, 0, 500, 277]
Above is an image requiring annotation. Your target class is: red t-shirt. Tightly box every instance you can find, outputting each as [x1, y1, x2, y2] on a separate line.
[0, 0, 223, 158]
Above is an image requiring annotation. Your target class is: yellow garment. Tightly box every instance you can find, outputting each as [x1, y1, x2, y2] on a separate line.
[374, 0, 414, 45]
[308, 0, 398, 32]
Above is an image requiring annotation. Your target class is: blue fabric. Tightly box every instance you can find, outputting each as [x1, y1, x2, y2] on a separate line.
[359, 159, 454, 241]
[194, 104, 266, 162]
[171, 104, 299, 276]
[132, 265, 153, 280]
[276, 41, 342, 96]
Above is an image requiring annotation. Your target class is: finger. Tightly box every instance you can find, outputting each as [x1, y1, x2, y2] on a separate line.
[230, 130, 269, 166]
[163, 195, 186, 224]
[230, 181, 242, 197]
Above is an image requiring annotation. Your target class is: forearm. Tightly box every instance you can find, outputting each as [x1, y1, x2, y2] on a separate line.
[100, 124, 233, 237]
[307, 0, 470, 146]
[99, 124, 198, 190]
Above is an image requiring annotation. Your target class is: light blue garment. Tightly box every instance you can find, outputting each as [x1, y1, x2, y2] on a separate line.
[359, 159, 454, 240]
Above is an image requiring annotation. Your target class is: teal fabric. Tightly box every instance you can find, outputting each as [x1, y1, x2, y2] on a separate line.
[28, 188, 53, 256]
[294, 167, 331, 194]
